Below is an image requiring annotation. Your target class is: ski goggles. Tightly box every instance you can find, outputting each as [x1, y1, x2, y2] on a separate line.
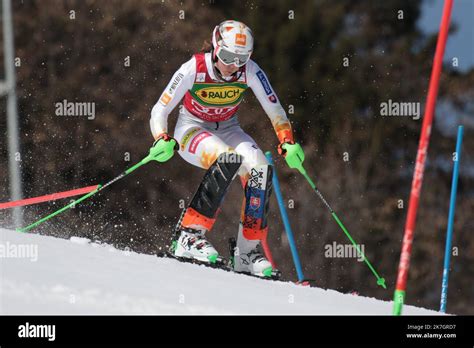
[216, 47, 251, 67]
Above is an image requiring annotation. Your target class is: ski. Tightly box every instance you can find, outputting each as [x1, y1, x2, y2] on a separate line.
[161, 251, 227, 270]
[157, 250, 282, 281]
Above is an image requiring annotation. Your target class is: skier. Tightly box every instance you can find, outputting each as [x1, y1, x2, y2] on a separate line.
[149, 20, 305, 278]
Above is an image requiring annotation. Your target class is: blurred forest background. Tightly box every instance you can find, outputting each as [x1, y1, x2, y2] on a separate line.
[1, 0, 473, 314]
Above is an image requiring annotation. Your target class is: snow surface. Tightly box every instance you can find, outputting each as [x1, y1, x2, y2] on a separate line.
[0, 228, 440, 315]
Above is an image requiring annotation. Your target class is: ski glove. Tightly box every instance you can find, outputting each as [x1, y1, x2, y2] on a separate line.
[278, 141, 305, 169]
[149, 133, 179, 163]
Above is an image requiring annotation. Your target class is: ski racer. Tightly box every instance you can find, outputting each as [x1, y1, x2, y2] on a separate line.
[149, 20, 305, 278]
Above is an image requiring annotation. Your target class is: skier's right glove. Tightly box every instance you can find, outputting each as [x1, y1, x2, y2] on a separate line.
[149, 133, 179, 162]
[278, 141, 305, 169]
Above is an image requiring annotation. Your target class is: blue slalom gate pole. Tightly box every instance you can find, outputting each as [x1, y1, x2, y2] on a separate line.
[265, 151, 305, 282]
[440, 125, 464, 313]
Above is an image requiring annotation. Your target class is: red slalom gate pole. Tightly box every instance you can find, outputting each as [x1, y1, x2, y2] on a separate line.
[261, 238, 277, 269]
[0, 185, 99, 209]
[393, 0, 453, 315]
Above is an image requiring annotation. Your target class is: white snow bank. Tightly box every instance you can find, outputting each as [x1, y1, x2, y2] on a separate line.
[0, 228, 440, 315]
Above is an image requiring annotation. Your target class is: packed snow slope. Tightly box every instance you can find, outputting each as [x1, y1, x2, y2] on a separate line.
[0, 228, 439, 315]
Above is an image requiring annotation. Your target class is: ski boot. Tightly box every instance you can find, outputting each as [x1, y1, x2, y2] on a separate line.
[229, 237, 280, 279]
[170, 227, 223, 264]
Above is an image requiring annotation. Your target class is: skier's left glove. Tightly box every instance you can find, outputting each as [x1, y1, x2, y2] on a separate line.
[149, 133, 179, 163]
[278, 140, 305, 169]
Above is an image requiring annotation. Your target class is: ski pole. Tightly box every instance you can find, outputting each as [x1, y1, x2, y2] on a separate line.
[293, 163, 386, 289]
[265, 151, 305, 282]
[17, 151, 163, 233]
[440, 125, 463, 313]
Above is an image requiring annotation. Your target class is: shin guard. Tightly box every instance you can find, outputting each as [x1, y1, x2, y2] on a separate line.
[240, 164, 273, 240]
[179, 152, 243, 233]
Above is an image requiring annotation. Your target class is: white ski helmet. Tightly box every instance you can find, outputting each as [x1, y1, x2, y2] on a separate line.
[212, 20, 254, 67]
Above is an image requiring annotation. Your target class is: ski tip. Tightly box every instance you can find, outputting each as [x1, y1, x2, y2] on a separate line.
[262, 267, 273, 278]
[207, 253, 219, 264]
